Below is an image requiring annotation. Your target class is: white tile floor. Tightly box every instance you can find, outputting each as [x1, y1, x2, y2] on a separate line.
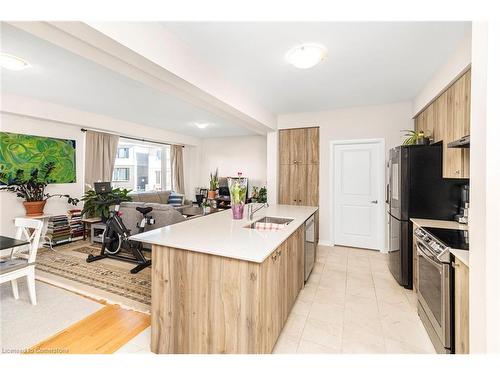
[117, 245, 436, 354]
[273, 245, 435, 354]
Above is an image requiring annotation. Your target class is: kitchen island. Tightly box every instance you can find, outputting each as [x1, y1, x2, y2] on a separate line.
[131, 204, 318, 354]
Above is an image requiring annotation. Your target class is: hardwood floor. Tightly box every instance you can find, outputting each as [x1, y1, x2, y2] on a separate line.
[28, 305, 150, 354]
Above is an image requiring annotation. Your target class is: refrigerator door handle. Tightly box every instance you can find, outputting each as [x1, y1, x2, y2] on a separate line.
[386, 183, 389, 204]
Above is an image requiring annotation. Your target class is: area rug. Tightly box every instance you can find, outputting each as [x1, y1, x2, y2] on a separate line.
[1, 279, 103, 353]
[34, 242, 151, 313]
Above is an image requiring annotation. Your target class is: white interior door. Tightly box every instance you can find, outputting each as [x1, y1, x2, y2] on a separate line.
[333, 141, 383, 250]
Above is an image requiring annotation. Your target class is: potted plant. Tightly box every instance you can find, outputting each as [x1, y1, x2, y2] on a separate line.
[251, 186, 259, 203]
[0, 162, 79, 216]
[208, 168, 218, 199]
[81, 186, 132, 221]
[228, 172, 247, 220]
[201, 199, 211, 214]
[257, 186, 267, 204]
[402, 130, 430, 145]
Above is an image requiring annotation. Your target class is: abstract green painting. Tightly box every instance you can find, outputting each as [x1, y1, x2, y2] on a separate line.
[0, 132, 76, 183]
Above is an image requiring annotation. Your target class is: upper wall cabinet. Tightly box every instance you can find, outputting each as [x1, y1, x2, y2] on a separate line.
[414, 68, 471, 179]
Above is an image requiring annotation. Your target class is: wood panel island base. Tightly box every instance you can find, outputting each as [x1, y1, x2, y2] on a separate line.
[151, 225, 305, 354]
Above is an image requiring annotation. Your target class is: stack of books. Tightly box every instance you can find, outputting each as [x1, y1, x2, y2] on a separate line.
[68, 209, 84, 240]
[44, 215, 71, 247]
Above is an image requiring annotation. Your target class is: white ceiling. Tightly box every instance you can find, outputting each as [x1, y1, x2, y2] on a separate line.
[0, 23, 256, 138]
[163, 22, 471, 114]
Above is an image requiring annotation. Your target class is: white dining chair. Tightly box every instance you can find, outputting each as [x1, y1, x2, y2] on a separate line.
[0, 218, 43, 305]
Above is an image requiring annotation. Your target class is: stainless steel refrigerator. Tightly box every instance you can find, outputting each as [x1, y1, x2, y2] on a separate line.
[387, 144, 464, 289]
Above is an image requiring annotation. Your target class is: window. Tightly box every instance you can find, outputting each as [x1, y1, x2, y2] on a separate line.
[112, 167, 130, 181]
[112, 139, 171, 192]
[117, 147, 129, 159]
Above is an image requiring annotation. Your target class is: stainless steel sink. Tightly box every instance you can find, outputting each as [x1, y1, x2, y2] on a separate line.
[246, 216, 294, 229]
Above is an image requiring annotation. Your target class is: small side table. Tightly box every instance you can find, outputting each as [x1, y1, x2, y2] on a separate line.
[81, 217, 102, 242]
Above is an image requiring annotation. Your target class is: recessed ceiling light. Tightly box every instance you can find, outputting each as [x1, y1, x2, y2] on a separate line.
[195, 122, 209, 129]
[0, 53, 31, 71]
[285, 43, 327, 69]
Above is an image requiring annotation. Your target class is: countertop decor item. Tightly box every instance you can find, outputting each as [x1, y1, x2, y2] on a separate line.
[257, 186, 267, 203]
[0, 162, 79, 216]
[251, 186, 259, 203]
[228, 172, 247, 220]
[208, 168, 218, 199]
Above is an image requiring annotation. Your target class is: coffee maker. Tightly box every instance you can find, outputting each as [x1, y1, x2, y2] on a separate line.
[455, 184, 469, 224]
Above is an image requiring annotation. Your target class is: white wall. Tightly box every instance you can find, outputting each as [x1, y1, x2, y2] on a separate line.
[469, 22, 500, 354]
[276, 101, 413, 246]
[0, 95, 203, 239]
[0, 113, 85, 238]
[195, 135, 267, 197]
[412, 33, 472, 116]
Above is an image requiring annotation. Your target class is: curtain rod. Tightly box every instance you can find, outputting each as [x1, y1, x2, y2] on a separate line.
[80, 128, 184, 148]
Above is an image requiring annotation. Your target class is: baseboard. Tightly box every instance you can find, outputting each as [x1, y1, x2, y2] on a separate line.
[317, 240, 334, 247]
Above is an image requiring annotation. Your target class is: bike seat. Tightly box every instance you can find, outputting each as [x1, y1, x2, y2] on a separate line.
[136, 206, 153, 215]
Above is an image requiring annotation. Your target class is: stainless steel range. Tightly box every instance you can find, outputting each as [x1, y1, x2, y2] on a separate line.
[414, 226, 469, 354]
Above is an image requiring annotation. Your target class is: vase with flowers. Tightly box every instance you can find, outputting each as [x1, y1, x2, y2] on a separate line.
[228, 172, 247, 220]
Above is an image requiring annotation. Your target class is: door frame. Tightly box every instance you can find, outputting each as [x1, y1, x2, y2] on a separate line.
[329, 138, 386, 251]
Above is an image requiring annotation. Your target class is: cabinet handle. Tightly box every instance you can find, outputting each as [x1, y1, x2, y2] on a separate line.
[455, 170, 460, 174]
[272, 253, 278, 262]
[277, 250, 282, 256]
[452, 261, 459, 268]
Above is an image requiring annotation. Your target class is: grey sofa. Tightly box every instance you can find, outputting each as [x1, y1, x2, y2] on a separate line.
[120, 201, 186, 236]
[128, 191, 192, 211]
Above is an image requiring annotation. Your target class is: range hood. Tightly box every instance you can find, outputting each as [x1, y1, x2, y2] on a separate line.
[448, 135, 470, 148]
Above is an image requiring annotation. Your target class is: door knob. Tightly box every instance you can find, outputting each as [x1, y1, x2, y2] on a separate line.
[371, 200, 378, 204]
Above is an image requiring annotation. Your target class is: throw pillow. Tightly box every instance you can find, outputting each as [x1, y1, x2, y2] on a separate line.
[167, 192, 184, 207]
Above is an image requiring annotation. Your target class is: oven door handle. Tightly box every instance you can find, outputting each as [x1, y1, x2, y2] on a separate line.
[416, 242, 442, 269]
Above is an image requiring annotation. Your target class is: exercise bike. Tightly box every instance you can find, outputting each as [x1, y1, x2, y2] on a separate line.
[86, 194, 154, 274]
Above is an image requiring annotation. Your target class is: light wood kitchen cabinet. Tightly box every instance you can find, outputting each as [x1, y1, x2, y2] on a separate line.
[279, 129, 291, 165]
[414, 68, 470, 179]
[279, 127, 319, 206]
[151, 225, 306, 354]
[306, 127, 319, 164]
[433, 91, 447, 143]
[453, 257, 469, 354]
[421, 101, 435, 140]
[443, 69, 471, 178]
[305, 164, 319, 207]
[412, 234, 418, 293]
[278, 165, 291, 205]
[290, 164, 307, 205]
[290, 128, 307, 165]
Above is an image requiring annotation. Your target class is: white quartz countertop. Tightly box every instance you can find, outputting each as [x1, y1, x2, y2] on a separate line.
[410, 218, 468, 231]
[130, 204, 318, 263]
[450, 249, 469, 267]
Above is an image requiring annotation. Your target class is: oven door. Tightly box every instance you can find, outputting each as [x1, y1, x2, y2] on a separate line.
[416, 240, 451, 348]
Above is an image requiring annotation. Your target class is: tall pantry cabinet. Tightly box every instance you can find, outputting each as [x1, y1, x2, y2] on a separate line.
[278, 127, 320, 243]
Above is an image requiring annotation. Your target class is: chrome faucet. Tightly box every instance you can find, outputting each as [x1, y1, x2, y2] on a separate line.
[247, 202, 269, 221]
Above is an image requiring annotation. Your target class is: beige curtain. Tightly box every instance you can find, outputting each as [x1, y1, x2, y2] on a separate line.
[170, 144, 185, 194]
[84, 130, 120, 190]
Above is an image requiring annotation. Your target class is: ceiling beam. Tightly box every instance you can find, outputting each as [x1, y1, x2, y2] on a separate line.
[7, 21, 276, 136]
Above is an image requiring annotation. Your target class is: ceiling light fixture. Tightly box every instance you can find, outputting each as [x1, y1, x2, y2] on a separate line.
[195, 122, 209, 129]
[285, 43, 327, 69]
[0, 53, 30, 71]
